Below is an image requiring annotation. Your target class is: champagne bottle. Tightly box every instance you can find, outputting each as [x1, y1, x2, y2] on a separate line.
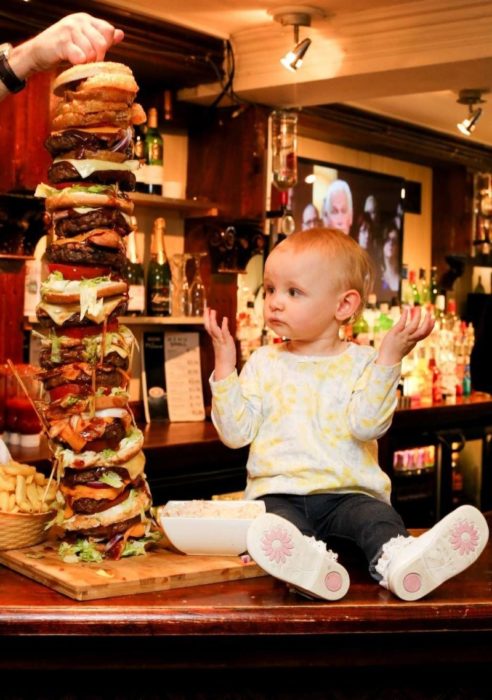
[134, 124, 148, 193]
[145, 108, 163, 196]
[147, 217, 171, 316]
[123, 217, 145, 316]
[408, 269, 421, 306]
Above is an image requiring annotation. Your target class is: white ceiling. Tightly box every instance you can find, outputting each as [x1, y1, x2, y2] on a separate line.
[100, 0, 492, 148]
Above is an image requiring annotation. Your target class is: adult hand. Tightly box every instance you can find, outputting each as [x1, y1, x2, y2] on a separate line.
[204, 307, 237, 381]
[376, 307, 434, 366]
[12, 13, 124, 79]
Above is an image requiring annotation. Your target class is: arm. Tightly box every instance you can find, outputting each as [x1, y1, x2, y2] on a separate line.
[204, 307, 262, 448]
[348, 308, 435, 441]
[203, 307, 237, 381]
[376, 307, 434, 366]
[0, 13, 124, 101]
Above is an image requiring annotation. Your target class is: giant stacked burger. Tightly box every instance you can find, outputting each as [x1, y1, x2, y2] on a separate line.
[35, 62, 159, 562]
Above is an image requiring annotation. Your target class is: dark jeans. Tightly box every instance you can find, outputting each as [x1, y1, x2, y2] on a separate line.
[257, 493, 409, 581]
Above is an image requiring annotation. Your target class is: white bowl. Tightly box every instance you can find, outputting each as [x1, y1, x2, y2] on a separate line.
[156, 500, 266, 556]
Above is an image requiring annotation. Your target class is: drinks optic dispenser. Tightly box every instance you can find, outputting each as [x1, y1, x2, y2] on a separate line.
[271, 110, 298, 191]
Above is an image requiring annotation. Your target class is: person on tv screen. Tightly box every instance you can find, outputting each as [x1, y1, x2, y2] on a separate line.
[355, 211, 376, 253]
[204, 227, 488, 603]
[379, 220, 401, 294]
[302, 203, 322, 230]
[321, 179, 353, 235]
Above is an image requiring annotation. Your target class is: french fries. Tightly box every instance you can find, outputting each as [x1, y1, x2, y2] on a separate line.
[0, 460, 57, 514]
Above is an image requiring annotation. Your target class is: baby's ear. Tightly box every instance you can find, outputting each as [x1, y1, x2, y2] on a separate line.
[335, 289, 361, 322]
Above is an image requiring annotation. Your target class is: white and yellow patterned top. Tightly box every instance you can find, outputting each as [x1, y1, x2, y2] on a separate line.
[210, 343, 401, 503]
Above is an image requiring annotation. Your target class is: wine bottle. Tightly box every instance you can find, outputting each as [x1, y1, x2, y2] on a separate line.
[123, 217, 145, 316]
[147, 217, 172, 316]
[145, 108, 164, 196]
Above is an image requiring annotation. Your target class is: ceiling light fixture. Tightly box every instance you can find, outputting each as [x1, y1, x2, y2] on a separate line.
[270, 5, 325, 72]
[456, 89, 487, 136]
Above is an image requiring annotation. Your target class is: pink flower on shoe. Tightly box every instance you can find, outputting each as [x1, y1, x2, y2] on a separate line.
[450, 519, 480, 555]
[261, 525, 294, 564]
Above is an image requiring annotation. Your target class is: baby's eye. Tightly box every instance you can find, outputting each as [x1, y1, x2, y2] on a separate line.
[288, 288, 301, 297]
[264, 286, 274, 295]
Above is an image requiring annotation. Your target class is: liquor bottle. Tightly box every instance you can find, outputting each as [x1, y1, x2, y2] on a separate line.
[147, 217, 171, 316]
[134, 124, 148, 193]
[400, 264, 412, 307]
[123, 217, 145, 316]
[144, 108, 164, 196]
[418, 268, 429, 305]
[429, 266, 439, 304]
[474, 275, 486, 293]
[408, 269, 420, 306]
[352, 313, 370, 345]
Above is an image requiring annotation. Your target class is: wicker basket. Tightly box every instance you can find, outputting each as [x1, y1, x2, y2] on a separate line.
[0, 510, 53, 550]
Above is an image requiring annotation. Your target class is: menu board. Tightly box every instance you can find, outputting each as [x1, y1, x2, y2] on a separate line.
[164, 332, 205, 422]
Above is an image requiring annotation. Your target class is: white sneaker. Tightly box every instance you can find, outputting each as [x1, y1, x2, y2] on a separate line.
[246, 513, 350, 601]
[386, 505, 489, 601]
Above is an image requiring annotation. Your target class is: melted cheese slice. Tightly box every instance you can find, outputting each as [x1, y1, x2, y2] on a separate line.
[37, 295, 124, 325]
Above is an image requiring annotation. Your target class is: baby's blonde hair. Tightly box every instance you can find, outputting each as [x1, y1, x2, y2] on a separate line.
[273, 227, 375, 319]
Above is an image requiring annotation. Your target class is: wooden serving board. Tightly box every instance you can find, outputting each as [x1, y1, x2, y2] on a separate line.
[0, 542, 265, 601]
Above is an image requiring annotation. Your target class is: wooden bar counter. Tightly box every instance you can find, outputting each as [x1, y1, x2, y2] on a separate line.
[0, 515, 491, 698]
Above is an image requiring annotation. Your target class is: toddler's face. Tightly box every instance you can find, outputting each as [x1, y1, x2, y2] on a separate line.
[263, 245, 344, 341]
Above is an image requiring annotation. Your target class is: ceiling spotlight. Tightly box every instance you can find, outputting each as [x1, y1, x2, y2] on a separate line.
[280, 38, 312, 72]
[456, 89, 487, 137]
[270, 5, 325, 72]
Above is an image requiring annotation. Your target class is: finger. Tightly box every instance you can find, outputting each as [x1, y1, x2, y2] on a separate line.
[67, 28, 98, 63]
[393, 307, 408, 331]
[86, 17, 122, 58]
[406, 307, 422, 333]
[203, 307, 211, 333]
[221, 316, 230, 337]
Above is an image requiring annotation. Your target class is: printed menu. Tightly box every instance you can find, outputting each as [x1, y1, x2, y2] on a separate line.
[164, 332, 205, 422]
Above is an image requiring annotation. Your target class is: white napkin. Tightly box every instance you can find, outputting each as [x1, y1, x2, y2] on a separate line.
[0, 438, 11, 464]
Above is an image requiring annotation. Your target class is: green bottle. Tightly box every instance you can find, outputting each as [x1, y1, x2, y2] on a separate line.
[147, 217, 172, 316]
[145, 107, 163, 196]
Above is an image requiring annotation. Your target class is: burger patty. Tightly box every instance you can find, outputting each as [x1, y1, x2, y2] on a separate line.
[48, 161, 135, 191]
[64, 514, 141, 540]
[40, 347, 129, 371]
[52, 208, 132, 238]
[40, 366, 124, 392]
[81, 419, 127, 453]
[36, 299, 128, 329]
[45, 129, 133, 159]
[63, 466, 131, 488]
[71, 478, 143, 515]
[46, 242, 126, 270]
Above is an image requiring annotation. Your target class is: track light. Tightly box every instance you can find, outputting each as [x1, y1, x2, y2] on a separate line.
[280, 38, 312, 72]
[456, 89, 487, 137]
[270, 6, 325, 72]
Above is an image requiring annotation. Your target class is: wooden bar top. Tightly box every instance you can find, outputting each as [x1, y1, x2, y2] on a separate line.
[0, 516, 491, 639]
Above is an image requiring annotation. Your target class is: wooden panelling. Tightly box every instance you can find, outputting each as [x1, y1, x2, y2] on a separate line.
[0, 260, 25, 363]
[0, 71, 52, 192]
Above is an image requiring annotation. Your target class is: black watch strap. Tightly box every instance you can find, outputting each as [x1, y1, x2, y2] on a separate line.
[0, 51, 26, 94]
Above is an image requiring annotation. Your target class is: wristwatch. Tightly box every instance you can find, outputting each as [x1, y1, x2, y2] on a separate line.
[0, 43, 26, 93]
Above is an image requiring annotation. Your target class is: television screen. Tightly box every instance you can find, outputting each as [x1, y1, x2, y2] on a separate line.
[289, 158, 405, 303]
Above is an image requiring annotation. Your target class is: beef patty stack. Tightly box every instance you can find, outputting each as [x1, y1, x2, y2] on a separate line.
[35, 62, 158, 562]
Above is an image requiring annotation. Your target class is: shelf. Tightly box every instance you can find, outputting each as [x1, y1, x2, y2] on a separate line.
[119, 316, 204, 325]
[0, 254, 34, 260]
[130, 192, 219, 217]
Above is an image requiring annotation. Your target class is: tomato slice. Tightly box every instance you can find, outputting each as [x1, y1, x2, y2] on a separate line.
[49, 383, 84, 402]
[55, 320, 119, 339]
[48, 263, 111, 280]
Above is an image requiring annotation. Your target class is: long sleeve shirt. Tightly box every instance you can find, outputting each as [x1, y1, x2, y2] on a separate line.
[210, 342, 401, 503]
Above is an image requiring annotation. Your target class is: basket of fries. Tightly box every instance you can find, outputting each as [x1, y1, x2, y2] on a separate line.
[0, 460, 57, 550]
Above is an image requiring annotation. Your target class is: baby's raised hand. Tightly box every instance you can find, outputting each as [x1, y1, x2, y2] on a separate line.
[204, 307, 237, 380]
[376, 307, 435, 366]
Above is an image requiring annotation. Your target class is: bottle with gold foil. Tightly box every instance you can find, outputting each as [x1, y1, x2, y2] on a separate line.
[144, 107, 163, 196]
[123, 216, 145, 316]
[147, 217, 171, 316]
